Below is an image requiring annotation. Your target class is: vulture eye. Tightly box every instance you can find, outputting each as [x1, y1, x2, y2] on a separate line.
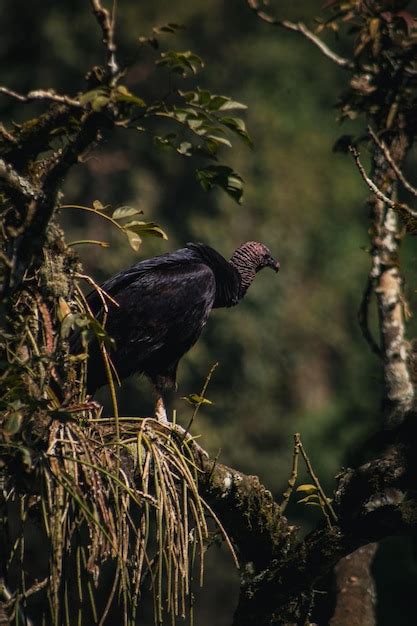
[265, 256, 280, 272]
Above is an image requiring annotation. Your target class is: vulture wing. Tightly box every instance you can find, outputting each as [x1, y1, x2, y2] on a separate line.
[185, 243, 241, 307]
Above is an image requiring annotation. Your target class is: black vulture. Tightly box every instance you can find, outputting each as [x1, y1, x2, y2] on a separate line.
[78, 241, 279, 421]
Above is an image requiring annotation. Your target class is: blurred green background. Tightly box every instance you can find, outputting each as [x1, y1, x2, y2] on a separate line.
[2, 0, 417, 623]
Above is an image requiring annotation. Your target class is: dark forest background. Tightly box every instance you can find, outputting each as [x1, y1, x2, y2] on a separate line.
[2, 0, 417, 623]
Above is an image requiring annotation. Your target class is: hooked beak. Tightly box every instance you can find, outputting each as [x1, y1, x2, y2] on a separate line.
[268, 257, 280, 273]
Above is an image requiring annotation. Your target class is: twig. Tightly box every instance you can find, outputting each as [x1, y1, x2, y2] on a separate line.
[298, 438, 338, 524]
[358, 275, 382, 358]
[89, 0, 119, 79]
[0, 86, 81, 108]
[349, 145, 417, 219]
[4, 577, 48, 607]
[280, 433, 301, 513]
[183, 362, 218, 441]
[0, 123, 17, 144]
[246, 0, 354, 69]
[75, 273, 120, 309]
[368, 126, 417, 199]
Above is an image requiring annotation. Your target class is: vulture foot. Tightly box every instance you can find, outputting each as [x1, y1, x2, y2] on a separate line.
[154, 395, 168, 423]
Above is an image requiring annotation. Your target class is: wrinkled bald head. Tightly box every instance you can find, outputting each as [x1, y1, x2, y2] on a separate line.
[230, 241, 280, 273]
[229, 241, 280, 298]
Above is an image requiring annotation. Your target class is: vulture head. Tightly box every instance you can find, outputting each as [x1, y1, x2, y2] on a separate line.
[229, 241, 280, 299]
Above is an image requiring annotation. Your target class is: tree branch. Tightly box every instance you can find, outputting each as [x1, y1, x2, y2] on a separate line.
[89, 0, 119, 79]
[246, 0, 354, 69]
[368, 126, 417, 199]
[7, 111, 113, 292]
[0, 86, 81, 108]
[349, 144, 417, 222]
[349, 143, 414, 423]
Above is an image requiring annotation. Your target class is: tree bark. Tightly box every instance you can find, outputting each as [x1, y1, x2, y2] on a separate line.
[329, 544, 377, 626]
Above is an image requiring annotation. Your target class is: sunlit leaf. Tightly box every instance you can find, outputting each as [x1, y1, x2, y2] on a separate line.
[296, 484, 318, 494]
[206, 135, 232, 148]
[123, 220, 168, 240]
[181, 394, 213, 406]
[112, 206, 144, 220]
[126, 229, 142, 251]
[91, 95, 110, 112]
[114, 85, 146, 107]
[79, 88, 108, 107]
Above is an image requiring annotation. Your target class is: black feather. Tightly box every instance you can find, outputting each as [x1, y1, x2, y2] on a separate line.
[71, 241, 278, 396]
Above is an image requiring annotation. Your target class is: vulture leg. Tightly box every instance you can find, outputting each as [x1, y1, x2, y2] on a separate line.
[154, 394, 168, 423]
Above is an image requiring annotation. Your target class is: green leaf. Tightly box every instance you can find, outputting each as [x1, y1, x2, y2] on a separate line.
[156, 51, 204, 76]
[123, 220, 168, 240]
[219, 116, 253, 147]
[79, 88, 108, 106]
[113, 85, 146, 107]
[206, 135, 232, 148]
[196, 165, 244, 204]
[112, 206, 144, 220]
[217, 99, 247, 111]
[181, 394, 213, 406]
[296, 484, 318, 494]
[126, 229, 142, 251]
[179, 89, 247, 112]
[91, 95, 110, 112]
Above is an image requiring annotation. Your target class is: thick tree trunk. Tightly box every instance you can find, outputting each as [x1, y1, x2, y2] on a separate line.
[329, 544, 377, 626]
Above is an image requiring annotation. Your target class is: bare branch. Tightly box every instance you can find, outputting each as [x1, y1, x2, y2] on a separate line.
[348, 145, 417, 219]
[0, 86, 81, 108]
[89, 0, 119, 79]
[280, 432, 301, 513]
[246, 0, 354, 69]
[368, 126, 417, 199]
[0, 123, 17, 144]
